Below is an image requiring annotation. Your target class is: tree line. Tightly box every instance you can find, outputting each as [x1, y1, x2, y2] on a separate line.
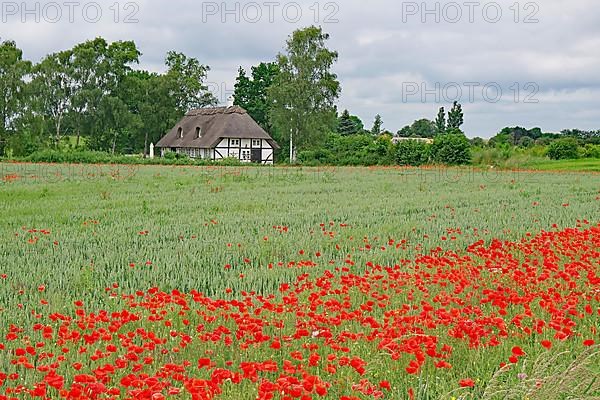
[233, 28, 473, 166]
[0, 37, 217, 157]
[2, 27, 598, 166]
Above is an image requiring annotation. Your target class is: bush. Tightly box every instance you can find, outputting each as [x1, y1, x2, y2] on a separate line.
[25, 150, 114, 164]
[163, 151, 178, 160]
[395, 140, 431, 166]
[17, 149, 246, 167]
[431, 132, 471, 165]
[581, 144, 600, 159]
[547, 138, 579, 160]
[518, 136, 534, 148]
[371, 135, 395, 165]
[218, 157, 245, 166]
[298, 148, 334, 165]
[298, 133, 394, 166]
[6, 132, 47, 157]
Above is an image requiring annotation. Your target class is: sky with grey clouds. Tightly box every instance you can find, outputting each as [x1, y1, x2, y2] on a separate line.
[2, 0, 599, 137]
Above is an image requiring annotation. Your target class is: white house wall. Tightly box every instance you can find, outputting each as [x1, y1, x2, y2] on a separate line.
[165, 139, 275, 164]
[213, 138, 275, 165]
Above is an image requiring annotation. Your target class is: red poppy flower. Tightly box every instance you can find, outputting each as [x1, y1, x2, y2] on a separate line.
[541, 340, 552, 349]
[459, 378, 475, 388]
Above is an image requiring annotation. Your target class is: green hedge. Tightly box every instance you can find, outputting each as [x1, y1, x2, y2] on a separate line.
[3, 150, 246, 167]
[431, 133, 472, 165]
[395, 140, 431, 166]
[547, 138, 580, 160]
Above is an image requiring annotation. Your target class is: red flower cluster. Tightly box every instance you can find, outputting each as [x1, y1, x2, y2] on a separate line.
[0, 224, 598, 399]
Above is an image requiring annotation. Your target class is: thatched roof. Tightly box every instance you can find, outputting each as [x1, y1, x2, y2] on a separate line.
[156, 106, 280, 149]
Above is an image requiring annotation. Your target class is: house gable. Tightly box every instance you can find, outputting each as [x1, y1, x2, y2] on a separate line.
[156, 106, 278, 164]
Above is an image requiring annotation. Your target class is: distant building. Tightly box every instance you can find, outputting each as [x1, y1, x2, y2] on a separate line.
[156, 106, 279, 165]
[392, 137, 434, 145]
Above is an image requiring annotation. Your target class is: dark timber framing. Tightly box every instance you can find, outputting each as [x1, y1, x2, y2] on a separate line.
[156, 106, 279, 165]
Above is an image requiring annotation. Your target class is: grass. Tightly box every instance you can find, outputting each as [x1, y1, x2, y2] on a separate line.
[472, 146, 600, 172]
[0, 163, 598, 399]
[1, 164, 597, 297]
[518, 158, 600, 171]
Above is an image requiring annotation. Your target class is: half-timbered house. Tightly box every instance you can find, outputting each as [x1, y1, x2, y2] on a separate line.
[156, 106, 279, 164]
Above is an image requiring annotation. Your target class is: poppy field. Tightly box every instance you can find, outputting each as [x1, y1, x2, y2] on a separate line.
[0, 164, 599, 399]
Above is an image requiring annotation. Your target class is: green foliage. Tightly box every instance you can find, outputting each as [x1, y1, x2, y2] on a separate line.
[3, 37, 218, 157]
[268, 26, 341, 161]
[298, 133, 394, 166]
[470, 145, 600, 170]
[518, 136, 535, 148]
[68, 38, 141, 149]
[561, 129, 600, 145]
[6, 33, 599, 169]
[336, 110, 364, 136]
[27, 39, 142, 149]
[395, 139, 431, 166]
[29, 50, 74, 146]
[0, 40, 31, 155]
[434, 107, 446, 134]
[447, 101, 464, 130]
[431, 132, 471, 165]
[581, 144, 600, 159]
[18, 149, 247, 166]
[470, 137, 486, 147]
[337, 109, 361, 136]
[116, 70, 181, 156]
[25, 149, 120, 164]
[233, 62, 279, 132]
[164, 51, 216, 113]
[296, 148, 334, 165]
[471, 145, 514, 166]
[397, 119, 437, 138]
[5, 130, 46, 157]
[371, 114, 383, 136]
[163, 151, 178, 160]
[489, 127, 557, 147]
[349, 116, 364, 134]
[373, 134, 394, 162]
[547, 138, 580, 160]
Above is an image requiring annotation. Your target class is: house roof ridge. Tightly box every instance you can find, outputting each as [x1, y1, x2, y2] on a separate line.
[155, 106, 280, 150]
[186, 105, 247, 117]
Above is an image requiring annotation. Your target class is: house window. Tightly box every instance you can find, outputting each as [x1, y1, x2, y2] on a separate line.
[241, 150, 251, 161]
[196, 127, 202, 138]
[252, 139, 261, 147]
[177, 127, 183, 139]
[230, 139, 240, 147]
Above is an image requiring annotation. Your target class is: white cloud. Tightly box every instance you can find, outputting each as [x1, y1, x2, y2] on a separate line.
[3, 0, 599, 137]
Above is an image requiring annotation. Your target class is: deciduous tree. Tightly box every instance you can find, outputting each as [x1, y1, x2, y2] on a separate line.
[434, 106, 446, 134]
[233, 62, 279, 131]
[0, 40, 31, 154]
[447, 101, 464, 130]
[268, 26, 340, 162]
[165, 51, 216, 114]
[371, 114, 383, 136]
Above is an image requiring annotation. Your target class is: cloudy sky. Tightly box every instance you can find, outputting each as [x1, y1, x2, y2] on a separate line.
[3, 0, 599, 137]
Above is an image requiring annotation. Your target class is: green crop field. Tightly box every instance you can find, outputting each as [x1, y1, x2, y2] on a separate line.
[0, 163, 599, 399]
[521, 158, 600, 172]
